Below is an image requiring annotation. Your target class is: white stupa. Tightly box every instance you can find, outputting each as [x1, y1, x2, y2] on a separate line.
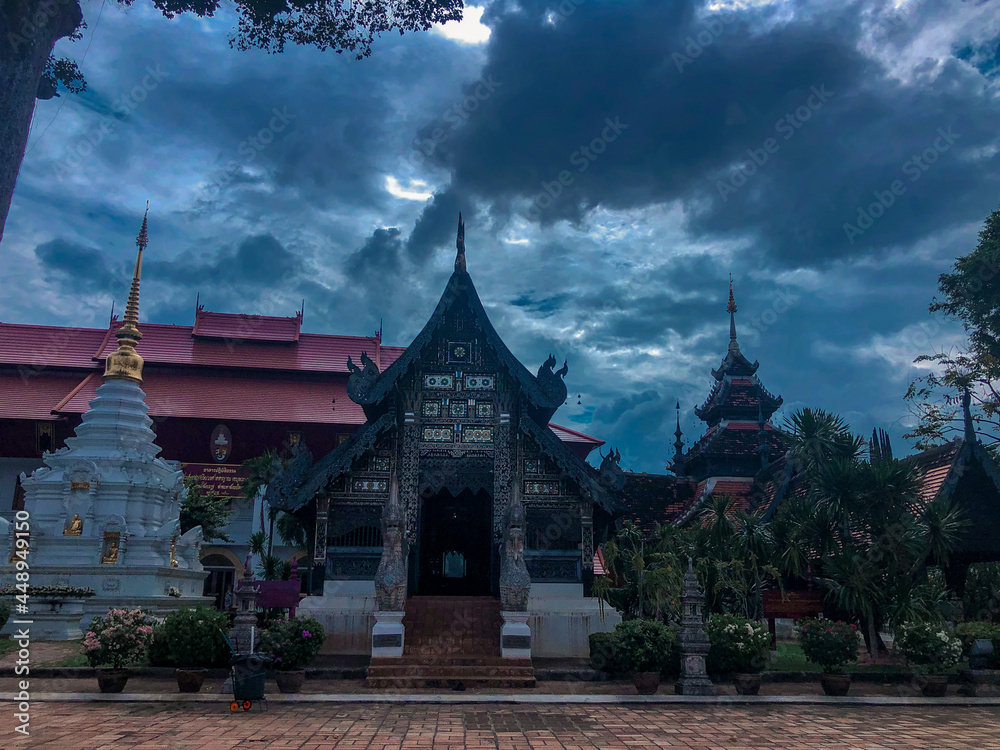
[0, 205, 210, 638]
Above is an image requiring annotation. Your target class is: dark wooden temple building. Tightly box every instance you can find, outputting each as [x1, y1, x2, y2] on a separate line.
[267, 217, 626, 670]
[617, 281, 789, 530]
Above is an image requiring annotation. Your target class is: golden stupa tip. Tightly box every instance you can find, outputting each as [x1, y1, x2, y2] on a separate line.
[104, 202, 149, 383]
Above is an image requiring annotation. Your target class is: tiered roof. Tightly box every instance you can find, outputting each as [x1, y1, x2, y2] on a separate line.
[677, 280, 786, 481]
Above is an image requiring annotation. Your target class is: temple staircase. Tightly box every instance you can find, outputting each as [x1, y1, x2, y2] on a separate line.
[366, 596, 535, 689]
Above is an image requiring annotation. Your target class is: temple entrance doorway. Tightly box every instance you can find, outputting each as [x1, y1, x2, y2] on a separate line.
[416, 488, 493, 596]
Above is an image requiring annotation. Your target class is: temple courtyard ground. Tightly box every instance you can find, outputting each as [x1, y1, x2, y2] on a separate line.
[2, 700, 1000, 749]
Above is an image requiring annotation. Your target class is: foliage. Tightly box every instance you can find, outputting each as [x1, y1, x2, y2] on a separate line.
[0, 599, 10, 633]
[705, 614, 771, 674]
[769, 415, 968, 658]
[963, 562, 1000, 622]
[0, 585, 95, 598]
[905, 206, 1000, 450]
[894, 621, 963, 675]
[147, 606, 230, 669]
[83, 608, 156, 669]
[258, 615, 325, 670]
[180, 477, 233, 542]
[796, 618, 860, 674]
[611, 619, 676, 674]
[241, 449, 282, 504]
[38, 56, 86, 100]
[954, 621, 1000, 666]
[588, 631, 618, 673]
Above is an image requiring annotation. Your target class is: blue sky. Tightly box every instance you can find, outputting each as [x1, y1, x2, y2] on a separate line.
[3, 0, 1000, 472]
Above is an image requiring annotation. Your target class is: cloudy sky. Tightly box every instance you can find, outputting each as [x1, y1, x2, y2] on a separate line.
[3, 0, 1000, 472]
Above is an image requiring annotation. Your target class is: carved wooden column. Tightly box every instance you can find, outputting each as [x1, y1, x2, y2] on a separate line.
[399, 400, 420, 540]
[492, 404, 513, 541]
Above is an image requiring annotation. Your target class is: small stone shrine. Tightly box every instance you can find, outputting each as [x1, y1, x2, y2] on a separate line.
[675, 558, 715, 695]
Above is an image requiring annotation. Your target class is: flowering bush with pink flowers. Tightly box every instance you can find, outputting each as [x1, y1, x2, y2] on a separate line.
[797, 618, 860, 674]
[83, 608, 157, 669]
[258, 615, 325, 670]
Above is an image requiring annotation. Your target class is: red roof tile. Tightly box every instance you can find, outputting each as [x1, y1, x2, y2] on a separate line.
[54, 370, 365, 424]
[0, 325, 110, 370]
[192, 309, 301, 342]
[0, 321, 405, 375]
[0, 371, 89, 420]
[547, 423, 605, 446]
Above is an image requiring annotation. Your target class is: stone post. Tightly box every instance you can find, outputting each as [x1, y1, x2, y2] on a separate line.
[231, 554, 260, 655]
[675, 558, 714, 695]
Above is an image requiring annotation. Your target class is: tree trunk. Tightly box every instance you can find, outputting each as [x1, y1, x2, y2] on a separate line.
[0, 0, 83, 244]
[865, 612, 878, 661]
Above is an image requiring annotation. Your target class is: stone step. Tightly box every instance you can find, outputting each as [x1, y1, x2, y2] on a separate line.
[366, 675, 537, 689]
[372, 657, 532, 667]
[368, 664, 535, 678]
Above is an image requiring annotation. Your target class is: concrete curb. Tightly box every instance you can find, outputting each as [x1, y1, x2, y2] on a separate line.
[2, 692, 999, 705]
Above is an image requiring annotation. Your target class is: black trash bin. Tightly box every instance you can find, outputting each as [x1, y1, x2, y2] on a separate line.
[231, 654, 268, 703]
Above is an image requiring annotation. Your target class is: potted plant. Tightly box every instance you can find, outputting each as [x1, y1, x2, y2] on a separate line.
[797, 618, 860, 695]
[83, 607, 156, 693]
[706, 613, 771, 695]
[895, 621, 962, 697]
[148, 606, 230, 692]
[258, 615, 325, 693]
[612, 619, 673, 694]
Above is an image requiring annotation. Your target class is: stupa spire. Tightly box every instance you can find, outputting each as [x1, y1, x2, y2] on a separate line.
[727, 274, 739, 352]
[673, 399, 684, 463]
[455, 212, 466, 272]
[104, 202, 148, 383]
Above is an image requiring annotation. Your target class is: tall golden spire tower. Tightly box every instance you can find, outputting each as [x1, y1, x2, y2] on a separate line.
[104, 202, 149, 383]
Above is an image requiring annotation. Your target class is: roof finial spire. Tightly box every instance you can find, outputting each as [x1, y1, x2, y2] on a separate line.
[455, 212, 466, 272]
[727, 273, 739, 352]
[104, 201, 148, 383]
[673, 399, 684, 465]
[963, 388, 976, 443]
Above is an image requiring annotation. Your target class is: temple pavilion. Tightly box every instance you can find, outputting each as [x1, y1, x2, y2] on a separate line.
[268, 217, 626, 679]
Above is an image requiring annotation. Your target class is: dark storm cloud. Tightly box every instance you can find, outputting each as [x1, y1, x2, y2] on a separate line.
[34, 239, 127, 296]
[345, 227, 405, 279]
[421, 0, 1000, 266]
[147, 233, 300, 287]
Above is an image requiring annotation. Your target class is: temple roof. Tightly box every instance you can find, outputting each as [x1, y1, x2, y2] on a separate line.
[695, 375, 783, 425]
[192, 308, 302, 342]
[346, 220, 568, 425]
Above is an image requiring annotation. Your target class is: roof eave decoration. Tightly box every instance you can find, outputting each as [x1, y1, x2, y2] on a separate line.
[345, 216, 567, 424]
[104, 202, 148, 383]
[519, 416, 620, 514]
[275, 412, 397, 511]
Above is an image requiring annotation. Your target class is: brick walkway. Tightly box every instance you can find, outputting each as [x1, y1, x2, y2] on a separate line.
[4, 702, 999, 749]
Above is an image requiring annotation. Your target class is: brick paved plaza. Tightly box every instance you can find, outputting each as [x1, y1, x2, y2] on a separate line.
[4, 702, 1000, 749]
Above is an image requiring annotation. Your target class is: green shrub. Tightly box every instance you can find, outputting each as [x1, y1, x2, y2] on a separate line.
[148, 606, 231, 669]
[258, 615, 325, 670]
[797, 619, 860, 674]
[0, 599, 10, 633]
[589, 631, 618, 673]
[612, 619, 675, 674]
[895, 621, 963, 675]
[705, 614, 770, 674]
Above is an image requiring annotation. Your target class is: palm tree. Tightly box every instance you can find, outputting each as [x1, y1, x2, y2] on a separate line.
[783, 407, 864, 475]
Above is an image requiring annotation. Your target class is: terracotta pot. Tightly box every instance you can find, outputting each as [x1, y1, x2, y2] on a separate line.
[820, 673, 851, 696]
[632, 671, 660, 695]
[920, 675, 948, 697]
[96, 668, 130, 694]
[176, 668, 207, 693]
[733, 673, 762, 695]
[275, 669, 306, 693]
